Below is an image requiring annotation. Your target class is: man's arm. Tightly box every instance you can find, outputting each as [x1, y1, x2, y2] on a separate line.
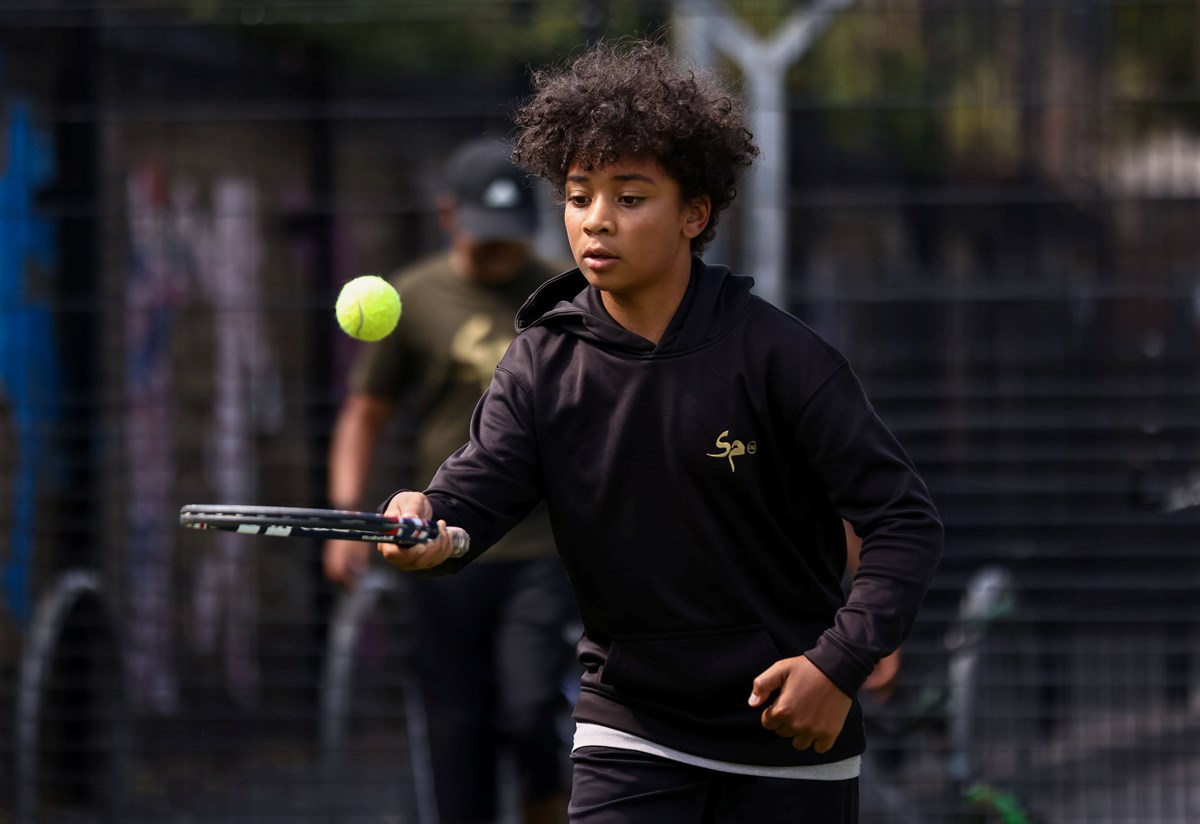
[324, 392, 396, 587]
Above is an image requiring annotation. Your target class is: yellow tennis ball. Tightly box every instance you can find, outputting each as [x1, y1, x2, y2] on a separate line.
[336, 275, 401, 341]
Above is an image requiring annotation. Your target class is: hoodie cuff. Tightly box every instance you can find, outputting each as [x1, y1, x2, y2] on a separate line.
[804, 633, 875, 697]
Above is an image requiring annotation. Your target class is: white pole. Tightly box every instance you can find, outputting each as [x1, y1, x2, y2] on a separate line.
[672, 0, 856, 308]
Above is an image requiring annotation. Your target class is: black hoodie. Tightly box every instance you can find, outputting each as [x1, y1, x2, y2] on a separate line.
[416, 259, 943, 767]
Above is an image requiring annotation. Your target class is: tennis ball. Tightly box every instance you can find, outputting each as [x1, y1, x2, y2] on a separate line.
[336, 275, 401, 341]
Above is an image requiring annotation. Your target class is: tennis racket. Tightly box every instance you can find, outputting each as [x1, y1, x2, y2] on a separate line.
[179, 504, 470, 557]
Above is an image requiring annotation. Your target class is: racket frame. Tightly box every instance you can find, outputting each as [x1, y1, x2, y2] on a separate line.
[179, 504, 469, 557]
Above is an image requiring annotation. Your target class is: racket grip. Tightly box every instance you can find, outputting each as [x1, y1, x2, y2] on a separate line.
[445, 526, 470, 558]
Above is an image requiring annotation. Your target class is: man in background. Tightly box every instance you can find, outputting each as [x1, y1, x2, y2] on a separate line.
[324, 137, 575, 824]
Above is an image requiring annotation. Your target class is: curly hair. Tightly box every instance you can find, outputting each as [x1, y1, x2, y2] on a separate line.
[511, 37, 759, 255]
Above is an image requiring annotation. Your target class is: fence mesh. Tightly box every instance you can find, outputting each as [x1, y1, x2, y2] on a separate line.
[1, 2, 1198, 822]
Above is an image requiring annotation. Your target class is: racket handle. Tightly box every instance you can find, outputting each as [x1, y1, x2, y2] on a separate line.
[445, 526, 470, 559]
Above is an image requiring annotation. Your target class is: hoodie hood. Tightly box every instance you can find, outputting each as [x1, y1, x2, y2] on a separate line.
[515, 258, 757, 356]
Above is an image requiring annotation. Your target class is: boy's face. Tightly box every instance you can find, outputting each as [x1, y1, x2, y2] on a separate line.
[563, 154, 709, 300]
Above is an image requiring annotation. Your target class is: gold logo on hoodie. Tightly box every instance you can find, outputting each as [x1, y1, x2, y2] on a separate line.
[707, 430, 757, 472]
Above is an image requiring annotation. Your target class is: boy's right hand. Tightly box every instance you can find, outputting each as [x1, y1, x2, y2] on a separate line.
[376, 491, 460, 571]
[749, 655, 852, 753]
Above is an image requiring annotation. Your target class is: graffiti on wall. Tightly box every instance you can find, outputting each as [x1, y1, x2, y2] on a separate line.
[124, 164, 281, 713]
[124, 163, 192, 713]
[191, 177, 282, 710]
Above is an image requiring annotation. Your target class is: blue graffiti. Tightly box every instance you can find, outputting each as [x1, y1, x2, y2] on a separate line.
[0, 85, 62, 627]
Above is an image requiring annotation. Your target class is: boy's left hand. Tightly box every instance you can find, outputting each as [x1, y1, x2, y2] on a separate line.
[749, 655, 851, 752]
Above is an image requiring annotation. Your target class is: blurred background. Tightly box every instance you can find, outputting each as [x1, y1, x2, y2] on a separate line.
[1, 1, 1198, 822]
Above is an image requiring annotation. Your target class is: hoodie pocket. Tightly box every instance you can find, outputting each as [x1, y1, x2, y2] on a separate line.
[600, 625, 781, 719]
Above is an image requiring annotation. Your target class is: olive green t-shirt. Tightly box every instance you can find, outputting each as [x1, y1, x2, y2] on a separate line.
[350, 252, 561, 562]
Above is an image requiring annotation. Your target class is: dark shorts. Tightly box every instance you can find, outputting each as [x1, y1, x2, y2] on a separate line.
[569, 746, 859, 824]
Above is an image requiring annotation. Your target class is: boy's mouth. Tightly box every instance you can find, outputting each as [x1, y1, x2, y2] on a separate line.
[582, 246, 618, 270]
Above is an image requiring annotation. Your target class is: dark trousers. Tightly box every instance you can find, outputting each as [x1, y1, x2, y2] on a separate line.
[569, 747, 859, 824]
[409, 557, 577, 824]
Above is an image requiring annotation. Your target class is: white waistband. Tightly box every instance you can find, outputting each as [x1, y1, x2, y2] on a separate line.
[572, 723, 861, 781]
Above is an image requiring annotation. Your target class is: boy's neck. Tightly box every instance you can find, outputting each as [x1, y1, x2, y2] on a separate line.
[599, 265, 691, 345]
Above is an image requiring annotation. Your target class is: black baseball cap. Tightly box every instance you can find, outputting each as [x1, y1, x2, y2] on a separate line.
[444, 138, 539, 242]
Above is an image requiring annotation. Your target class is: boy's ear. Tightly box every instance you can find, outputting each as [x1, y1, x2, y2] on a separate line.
[683, 195, 712, 240]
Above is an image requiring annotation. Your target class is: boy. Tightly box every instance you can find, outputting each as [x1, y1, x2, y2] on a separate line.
[376, 38, 942, 823]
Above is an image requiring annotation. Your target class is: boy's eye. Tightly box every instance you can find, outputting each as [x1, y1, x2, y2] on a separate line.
[618, 195, 643, 206]
[567, 194, 589, 206]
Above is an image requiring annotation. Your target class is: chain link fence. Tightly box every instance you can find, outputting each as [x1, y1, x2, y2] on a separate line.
[1, 2, 1197, 822]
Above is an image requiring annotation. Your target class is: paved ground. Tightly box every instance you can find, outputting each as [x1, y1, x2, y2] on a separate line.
[861, 700, 1200, 824]
[17, 613, 1200, 824]
[22, 698, 1198, 824]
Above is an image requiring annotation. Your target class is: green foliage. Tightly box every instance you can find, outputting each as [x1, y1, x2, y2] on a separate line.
[727, 0, 795, 38]
[174, 0, 670, 76]
[791, 5, 945, 176]
[169, 0, 1199, 159]
[771, 0, 1198, 179]
[1112, 1, 1199, 131]
[278, 0, 582, 74]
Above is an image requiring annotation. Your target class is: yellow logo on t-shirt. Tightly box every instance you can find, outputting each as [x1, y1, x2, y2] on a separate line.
[451, 314, 513, 391]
